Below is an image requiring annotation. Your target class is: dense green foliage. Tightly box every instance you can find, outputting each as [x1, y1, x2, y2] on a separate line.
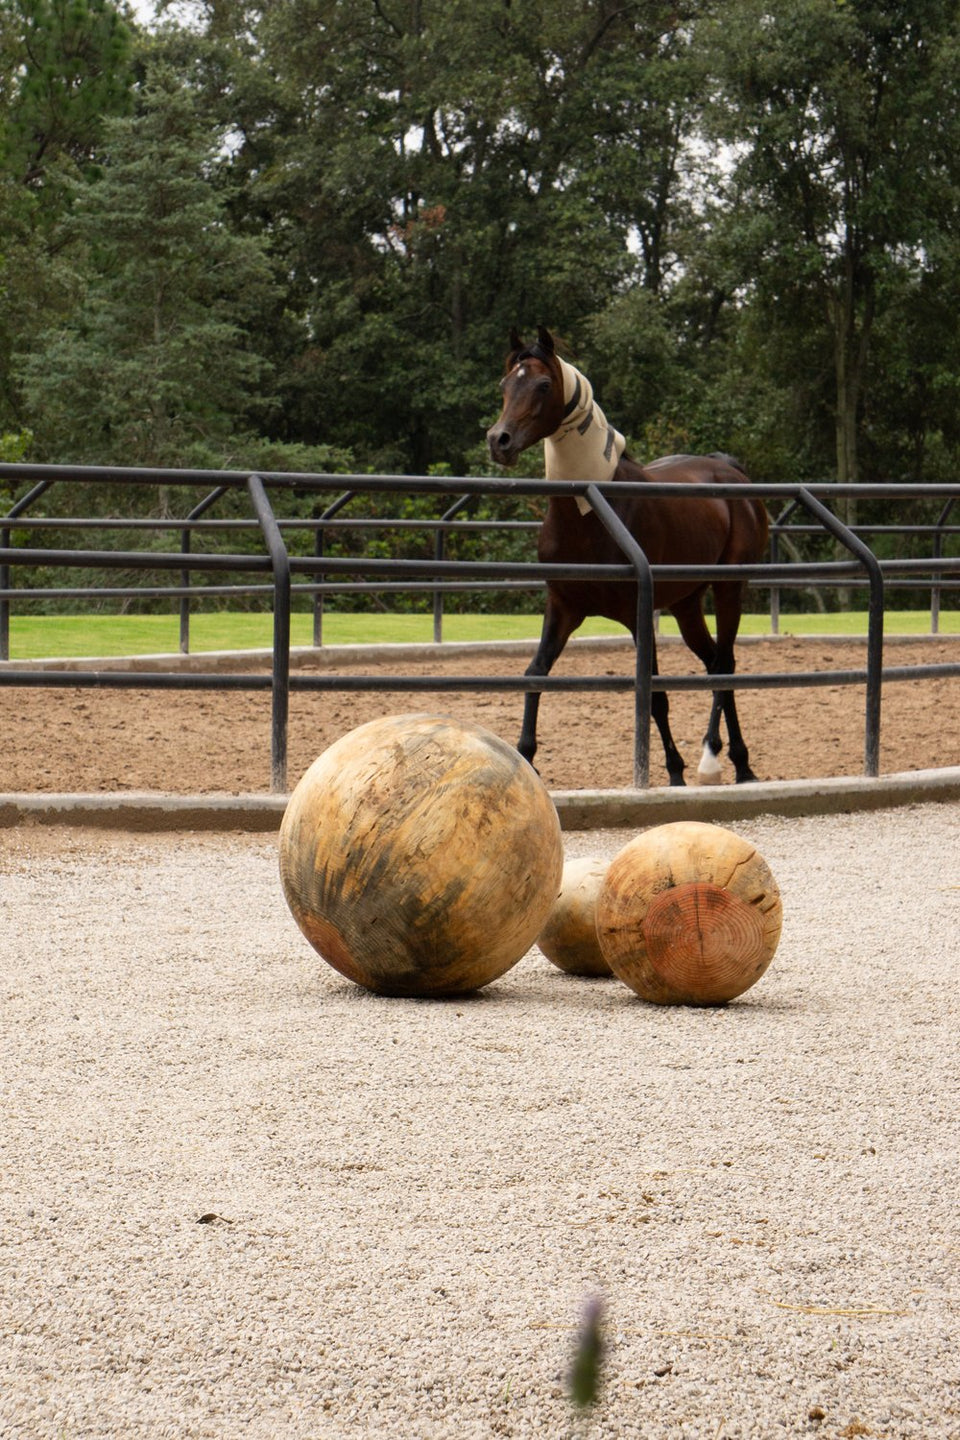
[1, 0, 958, 611]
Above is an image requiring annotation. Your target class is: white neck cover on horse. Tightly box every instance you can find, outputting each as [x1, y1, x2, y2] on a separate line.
[544, 358, 625, 515]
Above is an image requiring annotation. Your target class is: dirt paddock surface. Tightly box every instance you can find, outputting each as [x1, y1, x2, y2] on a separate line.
[2, 804, 958, 1438]
[2, 636, 958, 794]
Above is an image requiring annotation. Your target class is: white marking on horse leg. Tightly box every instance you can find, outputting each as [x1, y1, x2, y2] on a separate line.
[697, 742, 723, 785]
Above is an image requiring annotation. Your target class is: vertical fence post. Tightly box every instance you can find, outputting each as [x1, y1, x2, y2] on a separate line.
[769, 535, 781, 637]
[798, 488, 884, 777]
[180, 486, 229, 654]
[0, 479, 53, 661]
[930, 498, 955, 635]
[768, 499, 801, 635]
[586, 483, 655, 788]
[247, 474, 291, 792]
[313, 491, 355, 648]
[769, 528, 780, 636]
[434, 494, 473, 644]
[0, 524, 9, 663]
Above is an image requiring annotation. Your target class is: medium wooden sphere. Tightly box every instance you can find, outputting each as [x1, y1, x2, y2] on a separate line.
[596, 821, 783, 1005]
[536, 856, 613, 977]
[279, 713, 563, 997]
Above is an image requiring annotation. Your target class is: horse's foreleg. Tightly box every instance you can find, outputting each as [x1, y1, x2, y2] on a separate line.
[518, 688, 543, 768]
[636, 628, 687, 786]
[652, 664, 688, 787]
[518, 594, 577, 769]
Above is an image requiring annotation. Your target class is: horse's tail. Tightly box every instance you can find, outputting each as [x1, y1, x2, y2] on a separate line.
[708, 451, 749, 478]
[708, 453, 768, 555]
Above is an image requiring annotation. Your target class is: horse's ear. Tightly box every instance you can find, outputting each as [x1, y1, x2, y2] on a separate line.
[508, 328, 524, 356]
[536, 324, 555, 356]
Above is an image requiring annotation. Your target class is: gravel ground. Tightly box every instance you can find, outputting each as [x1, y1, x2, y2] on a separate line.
[1, 803, 958, 1439]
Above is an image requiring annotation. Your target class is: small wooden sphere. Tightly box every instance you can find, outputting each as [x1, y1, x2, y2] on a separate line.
[536, 856, 613, 976]
[596, 821, 783, 1005]
[279, 713, 563, 997]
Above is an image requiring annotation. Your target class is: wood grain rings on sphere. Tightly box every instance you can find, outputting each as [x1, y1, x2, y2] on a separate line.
[596, 821, 783, 1005]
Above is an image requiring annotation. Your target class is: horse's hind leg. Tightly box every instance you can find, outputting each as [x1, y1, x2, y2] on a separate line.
[629, 619, 687, 785]
[716, 679, 757, 783]
[712, 582, 758, 784]
[721, 696, 756, 783]
[518, 590, 579, 770]
[699, 693, 726, 785]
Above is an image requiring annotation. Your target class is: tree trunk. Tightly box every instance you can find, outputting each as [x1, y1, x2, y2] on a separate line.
[828, 263, 874, 607]
[830, 289, 860, 503]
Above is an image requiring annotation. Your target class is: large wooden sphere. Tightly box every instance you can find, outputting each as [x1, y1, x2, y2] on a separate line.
[279, 713, 563, 997]
[536, 856, 613, 977]
[596, 821, 783, 1005]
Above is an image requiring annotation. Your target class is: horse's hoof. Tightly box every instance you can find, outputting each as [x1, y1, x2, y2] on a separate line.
[735, 771, 760, 785]
[696, 743, 723, 785]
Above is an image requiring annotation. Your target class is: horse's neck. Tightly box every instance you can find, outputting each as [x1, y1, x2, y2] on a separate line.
[544, 360, 625, 514]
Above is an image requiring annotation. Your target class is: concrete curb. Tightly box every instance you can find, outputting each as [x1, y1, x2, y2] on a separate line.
[3, 630, 953, 675]
[2, 636, 622, 674]
[550, 767, 960, 828]
[2, 767, 957, 833]
[3, 636, 956, 833]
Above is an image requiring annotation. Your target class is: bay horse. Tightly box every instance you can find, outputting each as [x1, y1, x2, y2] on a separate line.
[486, 325, 769, 786]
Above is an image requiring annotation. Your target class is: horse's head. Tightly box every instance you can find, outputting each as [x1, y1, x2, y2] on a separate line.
[486, 325, 567, 467]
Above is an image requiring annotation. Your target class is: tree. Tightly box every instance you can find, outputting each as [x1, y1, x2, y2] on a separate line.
[5, 0, 133, 188]
[707, 0, 960, 504]
[18, 50, 277, 478]
[0, 0, 135, 428]
[864, 232, 960, 483]
[187, 0, 701, 472]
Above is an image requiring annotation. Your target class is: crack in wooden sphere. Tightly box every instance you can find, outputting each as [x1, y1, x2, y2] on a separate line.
[279, 713, 564, 997]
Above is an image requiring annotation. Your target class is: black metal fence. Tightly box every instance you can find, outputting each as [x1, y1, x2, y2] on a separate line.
[1, 463, 958, 792]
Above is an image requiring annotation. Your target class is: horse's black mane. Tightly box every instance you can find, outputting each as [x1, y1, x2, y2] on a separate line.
[512, 342, 553, 366]
[510, 325, 574, 368]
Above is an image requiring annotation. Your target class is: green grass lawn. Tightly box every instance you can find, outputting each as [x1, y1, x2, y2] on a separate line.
[4, 607, 957, 659]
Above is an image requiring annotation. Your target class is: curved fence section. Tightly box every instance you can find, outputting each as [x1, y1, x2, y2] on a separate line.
[1, 463, 958, 790]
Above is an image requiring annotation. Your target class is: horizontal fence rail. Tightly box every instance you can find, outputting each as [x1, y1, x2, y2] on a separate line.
[4, 664, 956, 692]
[1, 464, 958, 790]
